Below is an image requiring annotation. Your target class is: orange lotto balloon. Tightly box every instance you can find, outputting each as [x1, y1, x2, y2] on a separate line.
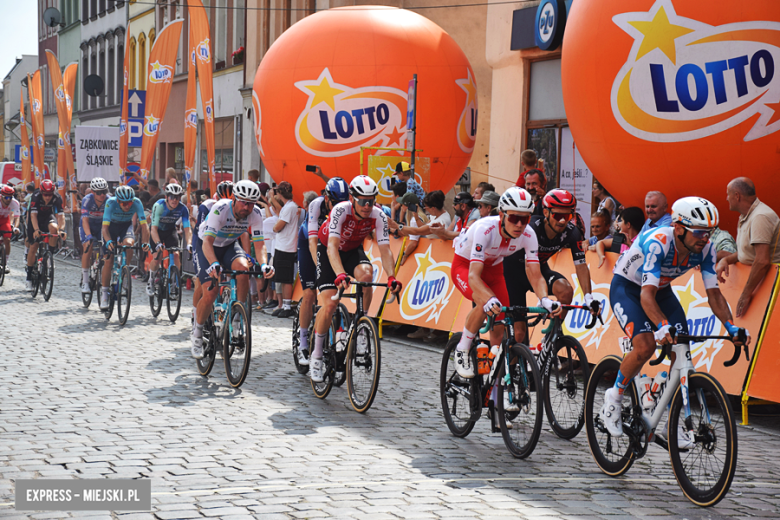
[252, 6, 477, 204]
[562, 0, 780, 233]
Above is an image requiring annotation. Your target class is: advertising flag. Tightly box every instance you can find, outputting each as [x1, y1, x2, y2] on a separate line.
[28, 71, 46, 188]
[119, 29, 131, 183]
[184, 29, 198, 205]
[189, 0, 216, 195]
[45, 50, 75, 204]
[63, 62, 79, 211]
[139, 18, 184, 182]
[19, 91, 31, 185]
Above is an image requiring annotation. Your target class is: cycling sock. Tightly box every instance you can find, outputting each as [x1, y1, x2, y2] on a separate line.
[82, 269, 90, 284]
[193, 322, 204, 338]
[283, 299, 291, 310]
[312, 332, 327, 359]
[613, 369, 631, 400]
[457, 328, 476, 352]
[26, 267, 32, 280]
[300, 328, 309, 352]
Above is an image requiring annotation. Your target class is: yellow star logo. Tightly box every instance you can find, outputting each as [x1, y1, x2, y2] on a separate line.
[305, 76, 344, 111]
[415, 247, 434, 277]
[674, 276, 700, 311]
[386, 126, 405, 147]
[628, 6, 693, 64]
[456, 70, 477, 107]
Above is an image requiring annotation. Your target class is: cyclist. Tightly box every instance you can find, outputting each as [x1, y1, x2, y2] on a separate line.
[309, 175, 402, 382]
[191, 181, 233, 314]
[79, 178, 109, 293]
[295, 177, 350, 366]
[25, 180, 66, 291]
[146, 183, 192, 297]
[450, 187, 562, 380]
[600, 197, 750, 446]
[100, 185, 151, 310]
[503, 189, 600, 344]
[0, 184, 21, 271]
[191, 180, 274, 359]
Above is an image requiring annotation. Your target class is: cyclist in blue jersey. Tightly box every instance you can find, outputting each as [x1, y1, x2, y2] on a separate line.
[191, 181, 233, 314]
[100, 185, 151, 310]
[601, 197, 750, 445]
[146, 183, 192, 296]
[80, 178, 109, 293]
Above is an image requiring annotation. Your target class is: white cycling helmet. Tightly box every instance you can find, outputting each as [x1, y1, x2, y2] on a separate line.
[233, 179, 261, 202]
[90, 177, 108, 191]
[671, 197, 719, 228]
[499, 187, 535, 213]
[165, 183, 184, 196]
[349, 175, 379, 197]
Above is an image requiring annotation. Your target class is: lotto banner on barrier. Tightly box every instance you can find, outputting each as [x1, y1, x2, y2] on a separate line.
[743, 276, 780, 404]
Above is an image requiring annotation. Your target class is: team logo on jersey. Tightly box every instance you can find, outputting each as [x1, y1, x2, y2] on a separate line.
[611, 0, 780, 143]
[149, 61, 174, 84]
[456, 69, 478, 153]
[197, 39, 211, 64]
[144, 115, 161, 137]
[399, 245, 455, 324]
[294, 68, 408, 157]
[252, 91, 264, 155]
[185, 108, 198, 128]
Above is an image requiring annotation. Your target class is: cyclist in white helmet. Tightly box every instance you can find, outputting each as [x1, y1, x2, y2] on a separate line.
[79, 177, 110, 293]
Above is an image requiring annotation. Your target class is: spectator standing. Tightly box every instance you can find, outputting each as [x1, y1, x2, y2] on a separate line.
[588, 210, 612, 246]
[523, 168, 546, 216]
[248, 169, 260, 183]
[146, 179, 163, 209]
[717, 177, 780, 317]
[639, 191, 671, 233]
[475, 191, 499, 218]
[515, 149, 539, 187]
[592, 179, 617, 222]
[269, 181, 301, 318]
[430, 191, 478, 240]
[472, 182, 495, 202]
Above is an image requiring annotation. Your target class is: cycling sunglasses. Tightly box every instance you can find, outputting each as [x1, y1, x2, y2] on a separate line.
[355, 198, 375, 207]
[549, 212, 573, 222]
[506, 214, 530, 226]
[2, 195, 13, 200]
[235, 198, 255, 207]
[93, 190, 108, 196]
[167, 194, 182, 201]
[683, 226, 712, 240]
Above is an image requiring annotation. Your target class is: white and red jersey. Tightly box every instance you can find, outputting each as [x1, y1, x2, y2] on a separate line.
[318, 201, 389, 251]
[454, 215, 539, 267]
[0, 198, 20, 222]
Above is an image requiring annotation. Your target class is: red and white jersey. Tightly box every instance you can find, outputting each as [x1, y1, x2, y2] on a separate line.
[0, 198, 20, 221]
[454, 215, 539, 267]
[318, 201, 389, 251]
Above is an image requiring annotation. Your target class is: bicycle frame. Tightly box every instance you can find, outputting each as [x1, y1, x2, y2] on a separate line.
[641, 343, 695, 434]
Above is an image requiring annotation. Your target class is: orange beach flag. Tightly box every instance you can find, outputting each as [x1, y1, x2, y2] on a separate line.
[28, 71, 46, 188]
[184, 29, 198, 204]
[119, 29, 131, 184]
[63, 62, 79, 211]
[188, 0, 216, 195]
[45, 50, 76, 204]
[19, 91, 31, 185]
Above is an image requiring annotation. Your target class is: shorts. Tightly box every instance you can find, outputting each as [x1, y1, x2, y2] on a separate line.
[26, 213, 57, 244]
[316, 242, 370, 292]
[150, 228, 180, 252]
[79, 220, 102, 244]
[102, 221, 135, 254]
[196, 240, 247, 284]
[273, 249, 297, 285]
[503, 251, 567, 307]
[451, 254, 509, 320]
[0, 219, 12, 236]
[297, 227, 317, 290]
[609, 275, 688, 339]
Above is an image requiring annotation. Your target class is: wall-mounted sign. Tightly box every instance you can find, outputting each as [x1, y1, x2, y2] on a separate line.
[535, 0, 568, 51]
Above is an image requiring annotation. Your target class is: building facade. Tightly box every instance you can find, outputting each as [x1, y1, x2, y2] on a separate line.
[2, 56, 39, 163]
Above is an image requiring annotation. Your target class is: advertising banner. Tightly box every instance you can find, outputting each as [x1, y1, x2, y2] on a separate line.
[559, 127, 592, 239]
[119, 29, 131, 181]
[63, 61, 79, 211]
[367, 155, 430, 205]
[744, 273, 780, 404]
[28, 71, 46, 188]
[75, 126, 121, 182]
[188, 0, 216, 195]
[139, 19, 184, 181]
[45, 50, 76, 205]
[19, 91, 31, 185]
[184, 27, 198, 203]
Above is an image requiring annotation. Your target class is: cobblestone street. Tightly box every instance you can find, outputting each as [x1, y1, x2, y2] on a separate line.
[1, 248, 779, 519]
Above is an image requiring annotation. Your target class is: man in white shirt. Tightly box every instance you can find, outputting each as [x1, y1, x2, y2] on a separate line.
[269, 181, 301, 318]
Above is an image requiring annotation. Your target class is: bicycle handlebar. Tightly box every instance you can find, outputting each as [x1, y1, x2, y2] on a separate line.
[331, 280, 398, 305]
[560, 303, 603, 329]
[648, 332, 750, 367]
[480, 306, 548, 334]
[206, 269, 255, 291]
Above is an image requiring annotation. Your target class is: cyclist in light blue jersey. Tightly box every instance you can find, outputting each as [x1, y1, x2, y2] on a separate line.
[146, 183, 192, 296]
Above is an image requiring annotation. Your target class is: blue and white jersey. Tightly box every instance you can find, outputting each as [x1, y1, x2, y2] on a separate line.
[192, 198, 216, 251]
[613, 226, 718, 290]
[80, 193, 106, 227]
[151, 199, 190, 232]
[199, 198, 264, 247]
[102, 197, 147, 225]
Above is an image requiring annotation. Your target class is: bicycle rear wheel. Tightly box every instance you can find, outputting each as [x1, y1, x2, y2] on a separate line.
[30, 261, 40, 298]
[166, 266, 182, 323]
[223, 302, 251, 388]
[149, 267, 163, 317]
[668, 372, 737, 507]
[544, 336, 590, 439]
[346, 316, 381, 413]
[0, 245, 6, 286]
[196, 313, 218, 376]
[311, 346, 335, 399]
[333, 304, 351, 388]
[117, 265, 132, 325]
[440, 333, 478, 438]
[41, 251, 54, 301]
[584, 355, 638, 476]
[497, 344, 544, 459]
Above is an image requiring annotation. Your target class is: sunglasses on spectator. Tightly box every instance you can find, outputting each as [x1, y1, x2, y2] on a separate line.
[355, 198, 375, 207]
[549, 212, 573, 222]
[506, 214, 531, 226]
[683, 226, 712, 240]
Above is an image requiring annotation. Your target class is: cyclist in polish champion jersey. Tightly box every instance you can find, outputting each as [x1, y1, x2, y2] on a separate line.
[146, 183, 192, 297]
[0, 185, 21, 270]
[600, 197, 750, 444]
[450, 187, 563, 380]
[79, 178, 109, 293]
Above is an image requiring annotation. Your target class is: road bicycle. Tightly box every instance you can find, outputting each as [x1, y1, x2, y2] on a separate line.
[81, 240, 104, 308]
[30, 232, 60, 301]
[0, 229, 18, 287]
[584, 332, 749, 506]
[195, 270, 253, 388]
[312, 280, 393, 413]
[149, 246, 183, 323]
[440, 305, 544, 459]
[103, 244, 141, 325]
[293, 301, 350, 387]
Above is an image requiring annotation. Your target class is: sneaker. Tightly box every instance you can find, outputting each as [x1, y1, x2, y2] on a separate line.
[356, 331, 369, 356]
[310, 357, 324, 382]
[599, 387, 624, 437]
[407, 328, 428, 339]
[454, 349, 475, 379]
[25, 279, 33, 291]
[263, 300, 278, 310]
[81, 282, 91, 294]
[99, 293, 110, 310]
[191, 334, 204, 359]
[4, 266, 9, 274]
[277, 308, 294, 318]
[503, 389, 520, 412]
[271, 308, 282, 317]
[297, 348, 310, 367]
[146, 280, 155, 297]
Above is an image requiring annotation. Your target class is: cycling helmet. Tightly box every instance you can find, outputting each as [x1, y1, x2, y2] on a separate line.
[115, 185, 135, 202]
[349, 175, 379, 197]
[165, 183, 184, 196]
[543, 189, 577, 210]
[216, 180, 233, 200]
[326, 177, 349, 203]
[1, 185, 15, 197]
[40, 179, 55, 194]
[499, 187, 535, 213]
[90, 177, 108, 191]
[672, 197, 719, 228]
[233, 179, 261, 202]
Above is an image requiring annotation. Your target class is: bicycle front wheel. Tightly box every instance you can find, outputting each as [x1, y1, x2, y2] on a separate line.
[544, 336, 590, 439]
[332, 304, 351, 388]
[292, 303, 310, 375]
[196, 313, 218, 376]
[668, 372, 737, 507]
[0, 245, 6, 286]
[497, 344, 544, 459]
[166, 266, 182, 323]
[41, 251, 54, 301]
[149, 268, 163, 317]
[30, 261, 40, 298]
[117, 265, 132, 325]
[223, 302, 251, 388]
[312, 347, 335, 399]
[440, 333, 478, 438]
[346, 316, 381, 413]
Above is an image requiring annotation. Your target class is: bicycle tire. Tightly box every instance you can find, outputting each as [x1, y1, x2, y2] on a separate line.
[584, 355, 638, 476]
[223, 302, 251, 388]
[149, 267, 163, 317]
[544, 335, 590, 440]
[82, 275, 93, 308]
[332, 304, 351, 387]
[117, 265, 132, 326]
[292, 303, 310, 375]
[439, 333, 478, 437]
[497, 344, 544, 459]
[41, 250, 54, 301]
[196, 313, 218, 376]
[311, 346, 335, 399]
[166, 266, 182, 323]
[30, 259, 40, 298]
[668, 372, 737, 507]
[245, 289, 252, 325]
[346, 316, 381, 413]
[0, 245, 6, 287]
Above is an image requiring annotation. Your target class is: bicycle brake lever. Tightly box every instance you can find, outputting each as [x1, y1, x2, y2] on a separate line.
[649, 343, 670, 366]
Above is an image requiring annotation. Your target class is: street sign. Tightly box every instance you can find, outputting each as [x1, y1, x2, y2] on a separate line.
[123, 89, 146, 147]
